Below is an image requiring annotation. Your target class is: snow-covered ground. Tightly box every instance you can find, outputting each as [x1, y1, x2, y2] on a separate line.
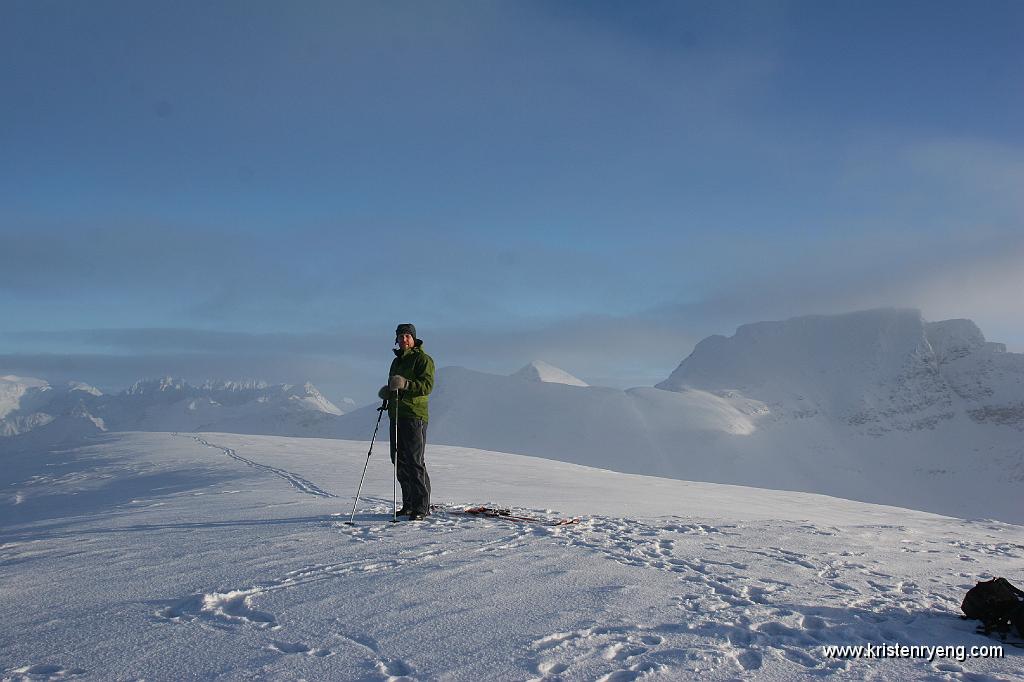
[2, 432, 1021, 680]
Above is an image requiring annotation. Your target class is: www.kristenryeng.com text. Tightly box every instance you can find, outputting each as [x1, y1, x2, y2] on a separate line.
[823, 643, 1003, 663]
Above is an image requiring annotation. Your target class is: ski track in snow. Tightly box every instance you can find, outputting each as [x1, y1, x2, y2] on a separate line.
[156, 544, 453, 630]
[186, 434, 336, 498]
[153, 518, 442, 680]
[150, 498, 1023, 680]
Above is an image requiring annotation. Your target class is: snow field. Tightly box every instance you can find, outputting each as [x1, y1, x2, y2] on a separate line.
[1, 432, 1021, 680]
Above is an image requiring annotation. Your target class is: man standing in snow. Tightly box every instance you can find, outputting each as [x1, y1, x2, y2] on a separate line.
[378, 323, 435, 520]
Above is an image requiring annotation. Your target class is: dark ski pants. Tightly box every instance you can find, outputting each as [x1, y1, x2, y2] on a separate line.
[390, 417, 430, 514]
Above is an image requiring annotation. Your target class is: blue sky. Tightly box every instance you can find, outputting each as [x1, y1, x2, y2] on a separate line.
[2, 0, 1023, 404]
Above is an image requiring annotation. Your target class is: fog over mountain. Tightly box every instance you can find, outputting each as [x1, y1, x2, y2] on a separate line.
[657, 309, 1020, 433]
[4, 308, 1021, 522]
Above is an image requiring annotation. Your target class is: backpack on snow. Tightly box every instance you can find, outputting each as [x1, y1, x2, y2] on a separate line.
[961, 577, 1024, 637]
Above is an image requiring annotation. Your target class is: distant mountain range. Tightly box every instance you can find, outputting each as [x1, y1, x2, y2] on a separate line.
[0, 376, 344, 442]
[3, 308, 1022, 522]
[0, 359, 592, 444]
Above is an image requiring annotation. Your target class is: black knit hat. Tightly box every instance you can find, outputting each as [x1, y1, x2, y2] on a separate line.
[395, 323, 417, 340]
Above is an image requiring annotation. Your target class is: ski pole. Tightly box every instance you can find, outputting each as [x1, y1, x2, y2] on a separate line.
[345, 398, 388, 525]
[391, 388, 400, 522]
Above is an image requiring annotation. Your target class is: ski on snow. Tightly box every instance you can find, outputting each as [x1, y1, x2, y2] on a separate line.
[431, 504, 581, 527]
[340, 505, 581, 527]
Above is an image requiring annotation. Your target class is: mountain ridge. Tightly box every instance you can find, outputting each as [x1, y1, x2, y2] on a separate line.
[0, 376, 344, 439]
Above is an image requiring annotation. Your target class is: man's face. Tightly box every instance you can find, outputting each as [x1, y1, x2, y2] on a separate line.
[397, 333, 415, 350]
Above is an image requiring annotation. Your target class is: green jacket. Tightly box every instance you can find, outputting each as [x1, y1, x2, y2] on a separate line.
[387, 342, 435, 422]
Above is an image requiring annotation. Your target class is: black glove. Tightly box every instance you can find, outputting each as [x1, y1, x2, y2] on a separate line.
[388, 375, 409, 391]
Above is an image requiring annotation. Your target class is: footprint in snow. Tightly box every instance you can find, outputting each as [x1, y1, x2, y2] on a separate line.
[266, 638, 309, 655]
[268, 641, 329, 656]
[733, 648, 763, 670]
[528, 625, 671, 681]
[375, 657, 415, 679]
[155, 590, 278, 630]
[535, 659, 568, 675]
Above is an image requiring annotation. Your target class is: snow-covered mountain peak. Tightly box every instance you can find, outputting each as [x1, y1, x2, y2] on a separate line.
[1, 374, 49, 387]
[0, 375, 52, 421]
[658, 308, 932, 412]
[126, 376, 188, 395]
[0, 375, 103, 437]
[512, 360, 588, 387]
[924, 318, 995, 362]
[67, 381, 103, 396]
[657, 308, 1024, 433]
[200, 379, 271, 392]
[284, 382, 344, 416]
